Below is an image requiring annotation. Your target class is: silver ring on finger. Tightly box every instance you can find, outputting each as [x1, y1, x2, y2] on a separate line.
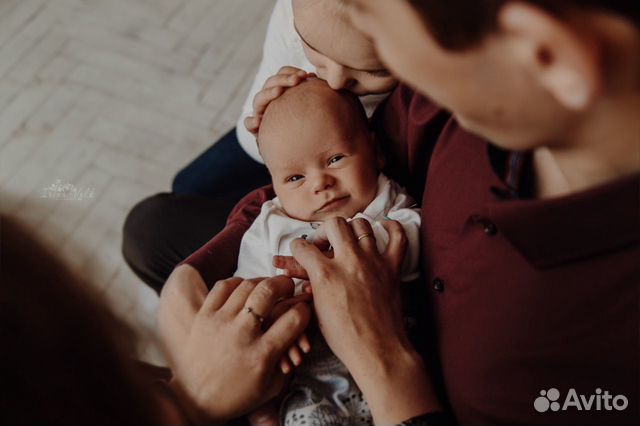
[244, 306, 265, 325]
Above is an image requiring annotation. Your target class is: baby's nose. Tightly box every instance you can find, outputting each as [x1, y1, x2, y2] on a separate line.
[312, 173, 335, 193]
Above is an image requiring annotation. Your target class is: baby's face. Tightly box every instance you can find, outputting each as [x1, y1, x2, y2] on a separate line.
[259, 82, 381, 221]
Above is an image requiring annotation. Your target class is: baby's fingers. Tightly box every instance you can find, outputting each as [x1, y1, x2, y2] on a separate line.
[298, 333, 311, 354]
[279, 332, 311, 374]
[273, 255, 308, 280]
[288, 345, 303, 367]
[280, 356, 292, 374]
[286, 333, 311, 370]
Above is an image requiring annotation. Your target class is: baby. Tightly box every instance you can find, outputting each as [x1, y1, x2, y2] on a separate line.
[236, 78, 421, 426]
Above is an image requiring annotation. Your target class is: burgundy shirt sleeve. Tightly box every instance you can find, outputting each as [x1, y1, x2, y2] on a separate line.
[180, 185, 276, 289]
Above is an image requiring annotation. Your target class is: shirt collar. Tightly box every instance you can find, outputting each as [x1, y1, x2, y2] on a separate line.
[483, 168, 640, 269]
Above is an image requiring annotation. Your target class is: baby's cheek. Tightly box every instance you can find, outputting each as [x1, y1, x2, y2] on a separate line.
[281, 197, 317, 222]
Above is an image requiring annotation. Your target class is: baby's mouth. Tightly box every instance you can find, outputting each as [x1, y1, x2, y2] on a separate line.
[315, 196, 350, 214]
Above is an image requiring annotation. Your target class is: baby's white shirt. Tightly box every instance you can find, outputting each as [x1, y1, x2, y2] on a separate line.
[235, 0, 389, 163]
[234, 174, 421, 284]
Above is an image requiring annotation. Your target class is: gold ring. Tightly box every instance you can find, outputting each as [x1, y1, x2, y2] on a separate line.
[356, 232, 374, 242]
[244, 306, 265, 324]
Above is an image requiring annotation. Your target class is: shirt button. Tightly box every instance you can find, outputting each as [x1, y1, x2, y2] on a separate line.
[432, 277, 444, 292]
[483, 221, 497, 236]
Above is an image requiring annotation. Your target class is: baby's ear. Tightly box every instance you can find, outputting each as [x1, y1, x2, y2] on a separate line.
[372, 131, 386, 170]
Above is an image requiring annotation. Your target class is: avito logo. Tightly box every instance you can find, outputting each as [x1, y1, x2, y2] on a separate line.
[534, 388, 628, 413]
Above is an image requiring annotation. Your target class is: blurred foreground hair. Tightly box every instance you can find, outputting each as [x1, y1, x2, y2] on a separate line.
[0, 216, 162, 425]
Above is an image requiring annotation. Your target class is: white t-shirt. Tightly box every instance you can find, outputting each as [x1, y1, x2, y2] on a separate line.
[236, 0, 389, 163]
[234, 174, 421, 284]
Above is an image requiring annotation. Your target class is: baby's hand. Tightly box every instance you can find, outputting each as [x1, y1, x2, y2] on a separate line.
[244, 66, 315, 136]
[280, 332, 311, 374]
[272, 225, 334, 280]
[266, 292, 313, 374]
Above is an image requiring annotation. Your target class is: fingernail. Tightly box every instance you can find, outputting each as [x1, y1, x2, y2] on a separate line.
[282, 364, 290, 374]
[289, 75, 298, 83]
[301, 342, 311, 353]
[283, 269, 291, 276]
[297, 70, 306, 76]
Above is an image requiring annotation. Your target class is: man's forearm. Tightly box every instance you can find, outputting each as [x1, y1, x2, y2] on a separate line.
[351, 342, 442, 425]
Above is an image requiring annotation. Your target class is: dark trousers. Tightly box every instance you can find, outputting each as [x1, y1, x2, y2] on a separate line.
[122, 128, 271, 294]
[171, 128, 271, 202]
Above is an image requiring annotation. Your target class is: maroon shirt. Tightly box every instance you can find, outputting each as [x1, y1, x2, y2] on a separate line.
[184, 84, 639, 425]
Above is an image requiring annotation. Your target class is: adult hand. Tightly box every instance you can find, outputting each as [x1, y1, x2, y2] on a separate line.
[244, 66, 314, 135]
[158, 266, 312, 425]
[287, 218, 407, 370]
[284, 218, 441, 425]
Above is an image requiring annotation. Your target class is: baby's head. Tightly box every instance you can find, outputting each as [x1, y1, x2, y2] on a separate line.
[258, 78, 384, 221]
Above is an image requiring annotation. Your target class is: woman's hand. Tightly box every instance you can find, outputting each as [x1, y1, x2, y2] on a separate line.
[244, 66, 314, 136]
[279, 218, 441, 425]
[158, 265, 311, 425]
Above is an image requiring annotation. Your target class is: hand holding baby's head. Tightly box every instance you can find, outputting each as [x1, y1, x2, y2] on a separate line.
[258, 78, 384, 222]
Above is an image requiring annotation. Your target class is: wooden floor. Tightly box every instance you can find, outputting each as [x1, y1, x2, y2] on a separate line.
[0, 0, 272, 363]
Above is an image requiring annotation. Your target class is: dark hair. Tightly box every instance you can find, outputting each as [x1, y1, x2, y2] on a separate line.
[408, 0, 639, 49]
[0, 216, 163, 425]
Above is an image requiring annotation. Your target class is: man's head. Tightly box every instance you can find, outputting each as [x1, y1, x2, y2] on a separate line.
[292, 0, 397, 95]
[258, 78, 383, 221]
[344, 0, 639, 151]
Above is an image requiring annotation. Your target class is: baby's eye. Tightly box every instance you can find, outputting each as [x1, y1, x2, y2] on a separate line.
[286, 175, 304, 183]
[328, 155, 344, 165]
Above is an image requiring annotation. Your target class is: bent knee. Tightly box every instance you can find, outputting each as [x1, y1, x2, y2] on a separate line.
[122, 193, 178, 293]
